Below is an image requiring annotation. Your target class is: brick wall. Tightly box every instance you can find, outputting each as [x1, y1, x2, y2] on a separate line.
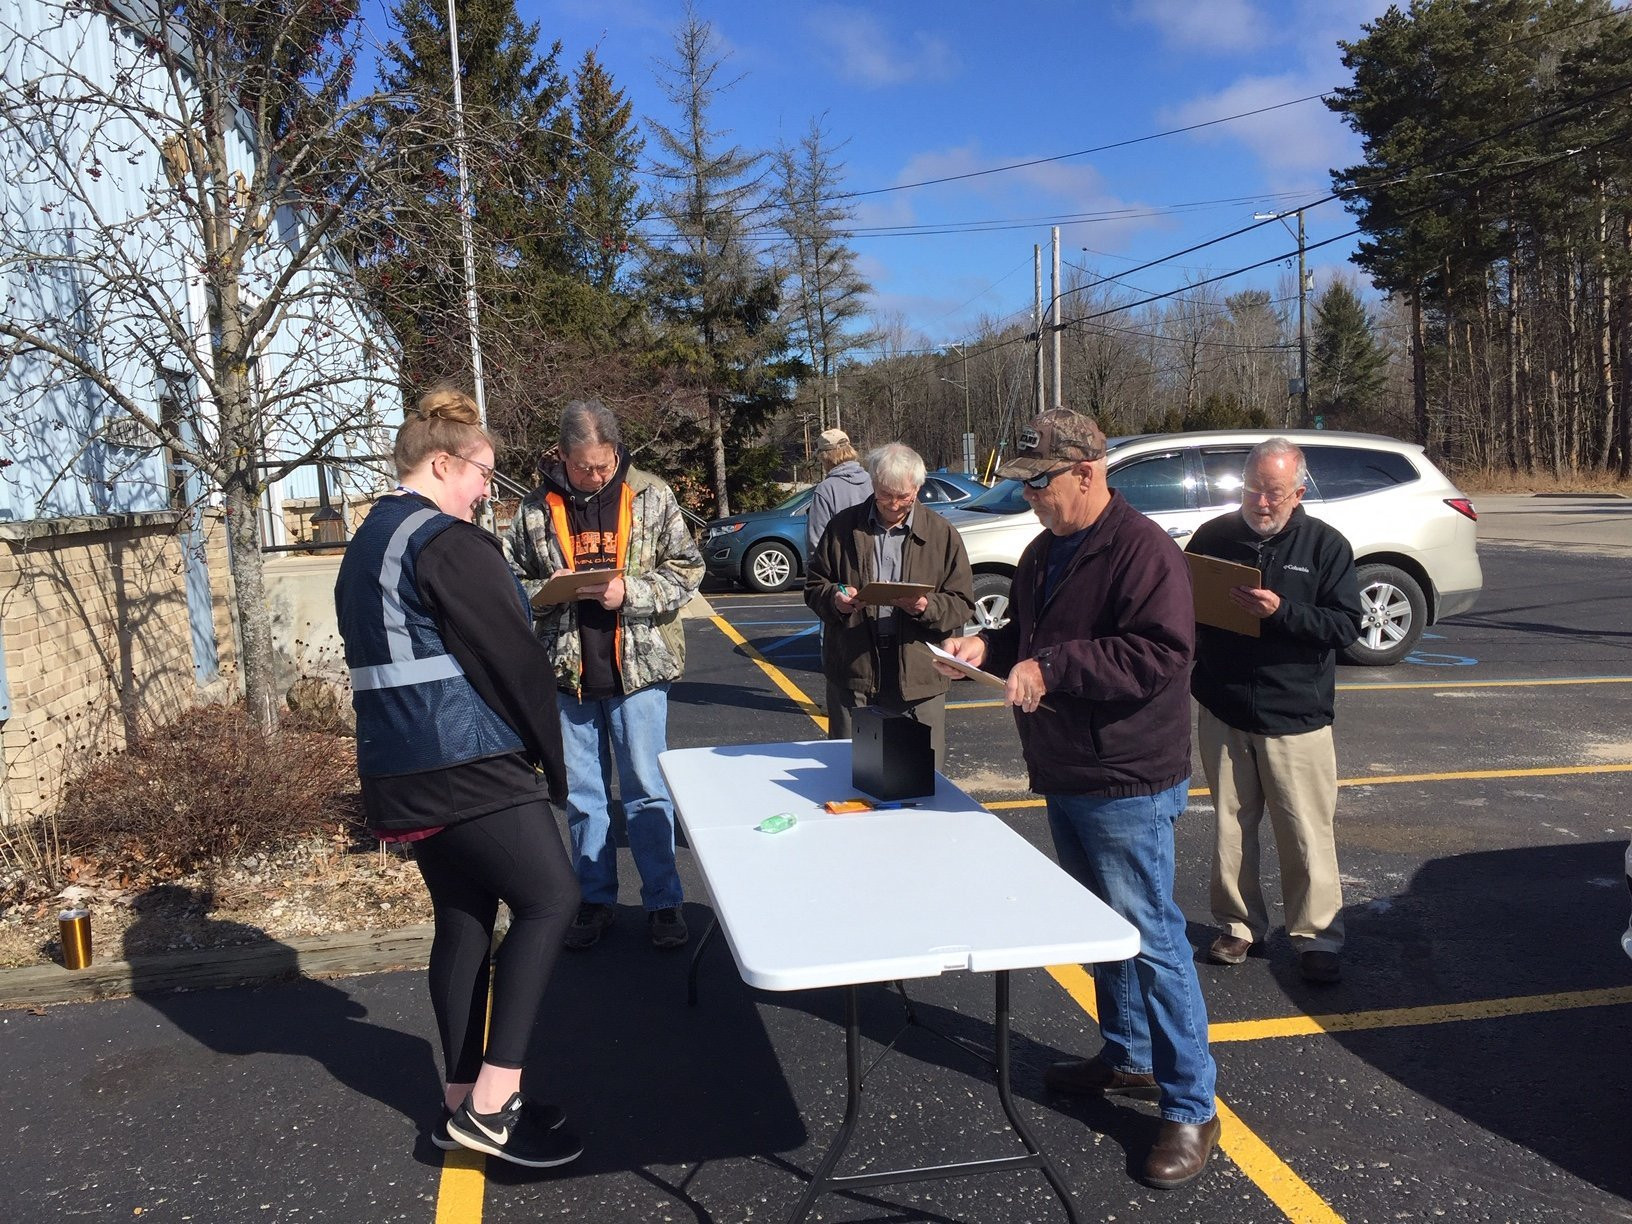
[0, 511, 239, 822]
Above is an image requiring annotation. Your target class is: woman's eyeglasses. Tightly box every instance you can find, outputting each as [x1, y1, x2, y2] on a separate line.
[452, 454, 495, 484]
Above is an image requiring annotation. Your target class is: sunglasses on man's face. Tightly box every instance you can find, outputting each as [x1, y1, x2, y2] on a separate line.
[1021, 463, 1077, 490]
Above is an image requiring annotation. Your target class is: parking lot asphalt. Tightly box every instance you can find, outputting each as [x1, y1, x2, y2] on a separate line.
[4, 498, 1630, 1223]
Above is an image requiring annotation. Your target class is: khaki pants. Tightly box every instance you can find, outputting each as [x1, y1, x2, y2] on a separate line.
[1198, 704, 1344, 953]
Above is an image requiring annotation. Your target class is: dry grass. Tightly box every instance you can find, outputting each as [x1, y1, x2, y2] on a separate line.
[1449, 464, 1631, 496]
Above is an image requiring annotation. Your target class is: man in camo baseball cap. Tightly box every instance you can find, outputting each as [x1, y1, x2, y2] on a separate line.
[995, 409, 1107, 482]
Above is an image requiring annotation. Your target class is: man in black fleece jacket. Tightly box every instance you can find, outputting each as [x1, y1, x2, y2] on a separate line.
[1186, 438, 1362, 985]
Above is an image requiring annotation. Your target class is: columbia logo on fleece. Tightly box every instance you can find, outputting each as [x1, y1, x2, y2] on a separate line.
[1284, 564, 1311, 572]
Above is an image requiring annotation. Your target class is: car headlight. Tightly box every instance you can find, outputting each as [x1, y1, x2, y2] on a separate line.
[704, 523, 745, 543]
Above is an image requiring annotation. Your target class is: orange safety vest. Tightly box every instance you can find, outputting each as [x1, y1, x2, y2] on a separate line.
[543, 484, 636, 676]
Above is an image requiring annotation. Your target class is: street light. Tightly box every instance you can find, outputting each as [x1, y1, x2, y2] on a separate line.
[1255, 208, 1311, 427]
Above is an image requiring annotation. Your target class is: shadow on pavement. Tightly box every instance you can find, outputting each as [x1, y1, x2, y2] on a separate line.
[495, 898, 805, 1202]
[1312, 841, 1632, 1201]
[122, 884, 439, 1133]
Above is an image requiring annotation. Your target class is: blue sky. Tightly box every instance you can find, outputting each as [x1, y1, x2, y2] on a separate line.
[358, 0, 1394, 352]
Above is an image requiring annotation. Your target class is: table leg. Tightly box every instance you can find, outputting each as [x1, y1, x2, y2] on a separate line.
[785, 985, 864, 1224]
[784, 973, 1084, 1224]
[686, 915, 720, 1007]
[993, 971, 1083, 1224]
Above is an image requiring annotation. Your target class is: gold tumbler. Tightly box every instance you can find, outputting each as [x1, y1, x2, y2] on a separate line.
[58, 908, 92, 970]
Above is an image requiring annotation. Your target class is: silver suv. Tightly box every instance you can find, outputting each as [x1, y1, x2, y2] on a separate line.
[945, 429, 1482, 667]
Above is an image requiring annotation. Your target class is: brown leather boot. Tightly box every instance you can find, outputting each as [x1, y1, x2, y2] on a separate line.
[1141, 1115, 1221, 1189]
[1042, 1056, 1160, 1101]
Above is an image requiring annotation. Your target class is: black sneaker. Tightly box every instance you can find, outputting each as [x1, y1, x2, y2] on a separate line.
[433, 1100, 564, 1150]
[445, 1092, 582, 1168]
[649, 906, 688, 949]
[563, 902, 616, 950]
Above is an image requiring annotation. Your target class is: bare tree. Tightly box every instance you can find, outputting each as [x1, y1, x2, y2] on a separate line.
[0, 1, 491, 729]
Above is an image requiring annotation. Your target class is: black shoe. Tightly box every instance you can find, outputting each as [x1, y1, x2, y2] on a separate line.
[446, 1092, 582, 1168]
[433, 1100, 564, 1151]
[1043, 1056, 1161, 1101]
[649, 905, 688, 949]
[563, 902, 616, 950]
[1299, 949, 1341, 983]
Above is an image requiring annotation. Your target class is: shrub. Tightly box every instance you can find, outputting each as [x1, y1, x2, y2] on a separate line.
[52, 703, 362, 884]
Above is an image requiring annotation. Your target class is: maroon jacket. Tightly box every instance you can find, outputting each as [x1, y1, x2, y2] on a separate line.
[981, 492, 1194, 797]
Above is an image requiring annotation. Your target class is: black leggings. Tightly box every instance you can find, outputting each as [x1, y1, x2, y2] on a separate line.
[412, 800, 578, 1081]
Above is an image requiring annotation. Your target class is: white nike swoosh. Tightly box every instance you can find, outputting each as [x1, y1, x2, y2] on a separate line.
[470, 1116, 509, 1144]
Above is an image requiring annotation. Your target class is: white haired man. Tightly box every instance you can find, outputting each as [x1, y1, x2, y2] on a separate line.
[805, 442, 974, 769]
[1186, 437, 1363, 984]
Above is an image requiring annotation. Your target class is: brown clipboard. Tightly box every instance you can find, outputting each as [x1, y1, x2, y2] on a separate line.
[853, 580, 935, 605]
[530, 567, 623, 609]
[1185, 552, 1261, 637]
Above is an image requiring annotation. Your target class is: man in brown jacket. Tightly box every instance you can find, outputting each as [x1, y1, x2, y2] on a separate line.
[805, 442, 975, 770]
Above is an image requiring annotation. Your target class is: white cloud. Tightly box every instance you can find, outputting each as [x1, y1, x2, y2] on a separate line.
[1127, 0, 1274, 54]
[1159, 74, 1356, 187]
[805, 6, 958, 87]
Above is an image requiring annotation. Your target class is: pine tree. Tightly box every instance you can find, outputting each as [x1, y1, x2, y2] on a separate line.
[361, 0, 574, 408]
[1310, 282, 1387, 428]
[565, 50, 644, 294]
[641, 6, 798, 517]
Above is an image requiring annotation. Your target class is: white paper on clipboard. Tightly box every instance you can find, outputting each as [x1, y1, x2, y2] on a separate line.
[924, 642, 1006, 691]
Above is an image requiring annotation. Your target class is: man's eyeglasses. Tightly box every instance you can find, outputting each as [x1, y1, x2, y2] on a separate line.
[1242, 484, 1302, 507]
[569, 459, 617, 479]
[1021, 464, 1076, 490]
[452, 453, 495, 485]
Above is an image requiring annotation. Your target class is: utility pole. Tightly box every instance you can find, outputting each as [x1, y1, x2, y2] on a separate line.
[1255, 206, 1310, 427]
[1034, 245, 1045, 416]
[1051, 226, 1062, 410]
[446, 0, 485, 430]
[941, 345, 973, 475]
[1296, 208, 1309, 428]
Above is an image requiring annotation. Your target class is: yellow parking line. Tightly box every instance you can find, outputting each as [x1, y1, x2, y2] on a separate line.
[1210, 984, 1632, 1043]
[1048, 965, 1343, 1222]
[435, 1154, 487, 1224]
[711, 615, 829, 732]
[985, 761, 1632, 809]
[1214, 1096, 1346, 1223]
[1339, 675, 1632, 691]
[949, 675, 1632, 711]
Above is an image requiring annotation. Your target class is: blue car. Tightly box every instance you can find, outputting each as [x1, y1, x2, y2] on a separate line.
[701, 470, 987, 593]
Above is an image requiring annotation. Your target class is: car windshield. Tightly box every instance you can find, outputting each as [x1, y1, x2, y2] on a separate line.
[958, 478, 1030, 514]
[774, 487, 815, 512]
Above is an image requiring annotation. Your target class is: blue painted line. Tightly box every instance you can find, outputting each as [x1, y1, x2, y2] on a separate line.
[758, 623, 821, 656]
[727, 619, 820, 627]
[1404, 650, 1479, 667]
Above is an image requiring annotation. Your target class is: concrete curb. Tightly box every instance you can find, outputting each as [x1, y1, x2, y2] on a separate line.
[0, 924, 433, 1008]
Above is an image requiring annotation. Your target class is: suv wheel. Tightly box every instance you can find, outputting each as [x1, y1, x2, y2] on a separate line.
[1342, 563, 1426, 667]
[968, 573, 1012, 633]
[743, 540, 798, 593]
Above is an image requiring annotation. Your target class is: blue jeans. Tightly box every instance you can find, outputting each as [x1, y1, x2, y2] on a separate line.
[1046, 782, 1217, 1124]
[560, 684, 683, 911]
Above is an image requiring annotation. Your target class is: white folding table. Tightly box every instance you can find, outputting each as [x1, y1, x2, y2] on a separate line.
[659, 740, 1140, 1224]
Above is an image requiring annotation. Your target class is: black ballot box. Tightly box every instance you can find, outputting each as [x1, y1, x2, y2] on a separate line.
[851, 707, 935, 801]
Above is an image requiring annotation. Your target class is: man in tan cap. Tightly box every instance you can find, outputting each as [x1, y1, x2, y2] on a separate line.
[932, 408, 1220, 1190]
[807, 428, 872, 552]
